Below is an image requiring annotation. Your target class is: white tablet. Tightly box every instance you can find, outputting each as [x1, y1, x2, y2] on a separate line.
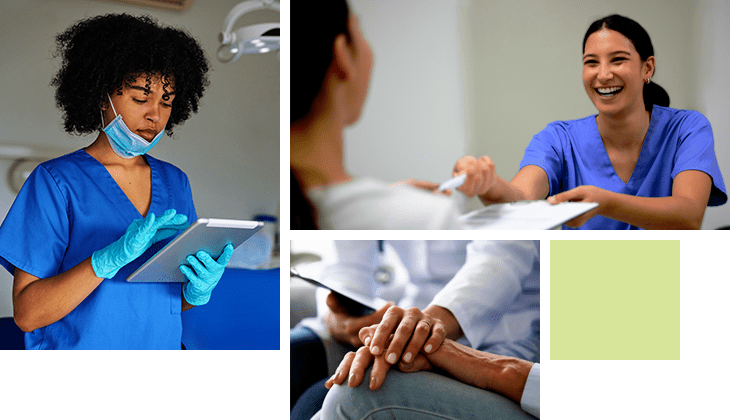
[127, 218, 264, 282]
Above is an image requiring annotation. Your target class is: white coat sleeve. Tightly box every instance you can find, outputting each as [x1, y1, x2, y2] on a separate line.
[429, 240, 539, 348]
[520, 363, 540, 418]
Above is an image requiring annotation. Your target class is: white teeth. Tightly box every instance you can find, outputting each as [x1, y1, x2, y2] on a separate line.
[597, 87, 622, 95]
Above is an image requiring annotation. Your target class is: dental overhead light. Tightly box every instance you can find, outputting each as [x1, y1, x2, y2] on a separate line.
[218, 0, 280, 63]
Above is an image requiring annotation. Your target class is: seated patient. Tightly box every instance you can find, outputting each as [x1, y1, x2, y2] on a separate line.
[290, 0, 460, 230]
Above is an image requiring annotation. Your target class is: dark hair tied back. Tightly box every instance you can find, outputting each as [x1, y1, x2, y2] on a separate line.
[583, 14, 669, 111]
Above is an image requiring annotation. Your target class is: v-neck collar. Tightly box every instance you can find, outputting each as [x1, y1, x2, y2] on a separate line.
[589, 109, 658, 189]
[79, 149, 159, 219]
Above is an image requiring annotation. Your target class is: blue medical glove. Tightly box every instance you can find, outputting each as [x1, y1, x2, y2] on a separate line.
[181, 243, 235, 306]
[91, 209, 189, 279]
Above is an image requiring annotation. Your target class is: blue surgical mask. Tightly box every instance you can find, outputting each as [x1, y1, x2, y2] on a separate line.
[101, 94, 164, 159]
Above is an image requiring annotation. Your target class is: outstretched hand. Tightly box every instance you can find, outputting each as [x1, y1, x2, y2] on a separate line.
[391, 179, 451, 196]
[548, 185, 608, 228]
[452, 155, 497, 197]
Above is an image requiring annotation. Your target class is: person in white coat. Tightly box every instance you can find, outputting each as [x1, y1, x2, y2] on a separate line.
[291, 240, 539, 419]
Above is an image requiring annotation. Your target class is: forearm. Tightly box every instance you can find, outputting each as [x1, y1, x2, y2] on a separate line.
[477, 176, 529, 206]
[478, 165, 549, 205]
[602, 192, 705, 229]
[13, 257, 104, 332]
[427, 339, 533, 404]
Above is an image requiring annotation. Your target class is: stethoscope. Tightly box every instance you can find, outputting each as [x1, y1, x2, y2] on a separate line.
[374, 240, 393, 285]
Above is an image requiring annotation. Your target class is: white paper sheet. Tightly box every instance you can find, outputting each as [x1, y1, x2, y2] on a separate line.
[459, 200, 599, 230]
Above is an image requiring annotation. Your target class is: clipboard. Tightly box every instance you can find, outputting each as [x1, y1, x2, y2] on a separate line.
[290, 268, 388, 316]
[459, 200, 599, 230]
[127, 218, 264, 282]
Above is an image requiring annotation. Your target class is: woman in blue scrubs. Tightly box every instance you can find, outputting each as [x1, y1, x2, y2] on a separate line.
[453, 15, 726, 230]
[0, 14, 232, 349]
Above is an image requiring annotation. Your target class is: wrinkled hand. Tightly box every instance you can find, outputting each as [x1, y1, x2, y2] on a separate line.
[362, 306, 446, 365]
[181, 243, 234, 306]
[323, 292, 393, 348]
[548, 185, 609, 228]
[452, 155, 497, 197]
[391, 179, 451, 196]
[91, 209, 189, 279]
[325, 344, 392, 391]
[325, 331, 435, 391]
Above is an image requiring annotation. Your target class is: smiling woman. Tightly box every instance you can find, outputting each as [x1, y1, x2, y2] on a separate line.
[451, 14, 726, 230]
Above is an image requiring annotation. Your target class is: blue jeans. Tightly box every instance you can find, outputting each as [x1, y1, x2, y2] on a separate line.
[316, 369, 537, 420]
[291, 326, 357, 420]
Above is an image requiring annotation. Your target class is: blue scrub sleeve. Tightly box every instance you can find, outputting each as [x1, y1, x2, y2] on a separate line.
[671, 112, 727, 206]
[0, 165, 69, 278]
[520, 122, 566, 197]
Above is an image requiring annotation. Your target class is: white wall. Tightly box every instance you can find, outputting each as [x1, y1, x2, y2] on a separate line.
[0, 0, 280, 317]
[343, 0, 468, 187]
[340, 0, 729, 226]
[693, 0, 730, 229]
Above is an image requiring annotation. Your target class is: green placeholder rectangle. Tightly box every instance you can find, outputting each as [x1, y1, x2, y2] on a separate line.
[550, 240, 679, 360]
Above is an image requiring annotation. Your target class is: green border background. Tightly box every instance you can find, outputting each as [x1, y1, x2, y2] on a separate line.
[550, 240, 680, 360]
[0, 0, 730, 420]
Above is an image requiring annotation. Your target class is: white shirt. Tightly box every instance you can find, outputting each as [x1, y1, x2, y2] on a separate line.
[521, 363, 540, 418]
[319, 240, 540, 353]
[430, 240, 540, 350]
[307, 177, 461, 230]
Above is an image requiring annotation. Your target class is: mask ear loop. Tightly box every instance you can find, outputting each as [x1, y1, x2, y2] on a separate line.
[101, 94, 119, 128]
[106, 93, 118, 116]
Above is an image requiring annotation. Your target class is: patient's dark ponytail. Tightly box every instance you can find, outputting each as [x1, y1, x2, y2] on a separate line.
[583, 14, 670, 111]
[291, 0, 350, 123]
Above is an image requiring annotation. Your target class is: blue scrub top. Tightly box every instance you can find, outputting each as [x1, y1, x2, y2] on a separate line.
[0, 150, 197, 349]
[520, 105, 727, 230]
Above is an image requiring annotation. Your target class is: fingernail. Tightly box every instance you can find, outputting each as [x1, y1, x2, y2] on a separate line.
[349, 373, 356, 384]
[363, 336, 371, 346]
[403, 352, 412, 363]
[371, 346, 380, 355]
[370, 376, 378, 389]
[387, 353, 397, 364]
[425, 344, 433, 353]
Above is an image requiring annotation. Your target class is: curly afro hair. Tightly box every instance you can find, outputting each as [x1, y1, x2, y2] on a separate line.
[51, 13, 210, 136]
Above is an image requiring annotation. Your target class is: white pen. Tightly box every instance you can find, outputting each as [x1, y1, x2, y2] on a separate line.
[438, 173, 466, 192]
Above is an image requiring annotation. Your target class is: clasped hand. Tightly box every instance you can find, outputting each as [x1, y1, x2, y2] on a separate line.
[326, 306, 446, 391]
[323, 292, 393, 348]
